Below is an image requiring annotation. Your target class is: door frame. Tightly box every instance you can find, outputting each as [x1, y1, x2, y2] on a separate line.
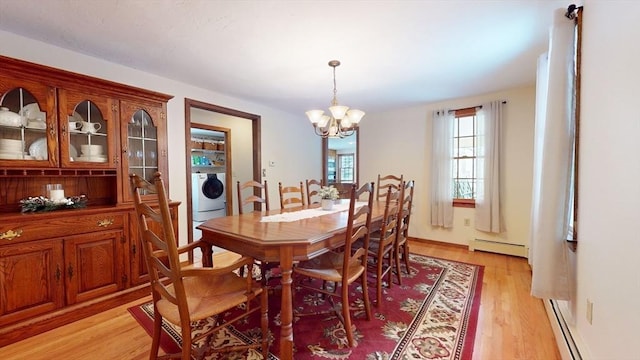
[184, 98, 261, 247]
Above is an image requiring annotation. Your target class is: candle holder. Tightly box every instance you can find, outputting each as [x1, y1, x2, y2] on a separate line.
[45, 184, 65, 202]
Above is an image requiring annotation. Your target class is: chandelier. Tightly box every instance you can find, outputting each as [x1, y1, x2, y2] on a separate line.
[306, 60, 365, 138]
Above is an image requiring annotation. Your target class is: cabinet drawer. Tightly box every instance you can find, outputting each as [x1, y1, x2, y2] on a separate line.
[0, 212, 125, 245]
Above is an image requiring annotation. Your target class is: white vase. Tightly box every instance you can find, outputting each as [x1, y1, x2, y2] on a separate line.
[321, 199, 333, 210]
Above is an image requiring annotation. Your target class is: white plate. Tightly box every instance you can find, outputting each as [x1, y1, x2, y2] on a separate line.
[28, 137, 48, 160]
[0, 152, 34, 160]
[26, 122, 46, 130]
[21, 103, 46, 121]
[75, 156, 107, 163]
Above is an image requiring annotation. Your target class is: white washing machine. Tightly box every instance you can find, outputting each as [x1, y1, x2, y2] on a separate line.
[192, 172, 226, 222]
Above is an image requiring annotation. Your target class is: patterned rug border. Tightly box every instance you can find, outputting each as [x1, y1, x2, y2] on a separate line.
[128, 253, 484, 359]
[390, 255, 484, 359]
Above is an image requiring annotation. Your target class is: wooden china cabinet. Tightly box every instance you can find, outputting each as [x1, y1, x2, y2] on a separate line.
[0, 55, 177, 346]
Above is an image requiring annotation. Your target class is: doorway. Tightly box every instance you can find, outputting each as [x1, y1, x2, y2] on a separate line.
[184, 99, 261, 248]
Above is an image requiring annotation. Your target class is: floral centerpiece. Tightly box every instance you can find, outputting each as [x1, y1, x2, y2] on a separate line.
[20, 195, 88, 213]
[318, 186, 339, 210]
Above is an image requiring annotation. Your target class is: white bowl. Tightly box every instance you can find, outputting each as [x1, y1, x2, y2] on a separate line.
[0, 107, 24, 127]
[80, 144, 103, 155]
[21, 103, 46, 121]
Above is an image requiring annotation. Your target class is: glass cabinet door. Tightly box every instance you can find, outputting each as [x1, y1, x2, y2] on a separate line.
[127, 109, 158, 182]
[119, 100, 167, 202]
[0, 81, 56, 166]
[58, 90, 115, 167]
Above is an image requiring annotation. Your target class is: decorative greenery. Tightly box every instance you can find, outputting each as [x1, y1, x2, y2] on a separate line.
[20, 195, 88, 213]
[318, 186, 339, 200]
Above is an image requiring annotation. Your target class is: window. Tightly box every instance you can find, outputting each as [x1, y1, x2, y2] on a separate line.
[452, 107, 477, 207]
[338, 154, 354, 183]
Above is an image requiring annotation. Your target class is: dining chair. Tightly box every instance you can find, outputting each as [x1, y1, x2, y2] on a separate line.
[293, 182, 374, 347]
[237, 179, 277, 284]
[237, 179, 269, 214]
[130, 173, 269, 360]
[376, 174, 403, 201]
[365, 185, 401, 306]
[305, 178, 324, 205]
[395, 180, 415, 284]
[278, 181, 305, 209]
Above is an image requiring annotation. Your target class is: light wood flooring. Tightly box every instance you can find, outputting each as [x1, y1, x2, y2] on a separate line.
[1, 240, 560, 360]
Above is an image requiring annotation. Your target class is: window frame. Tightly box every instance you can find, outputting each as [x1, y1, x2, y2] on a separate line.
[337, 153, 354, 183]
[452, 107, 478, 208]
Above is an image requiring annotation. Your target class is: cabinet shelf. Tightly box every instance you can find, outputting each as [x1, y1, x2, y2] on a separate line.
[69, 131, 107, 137]
[127, 136, 157, 141]
[191, 149, 224, 154]
[193, 165, 225, 169]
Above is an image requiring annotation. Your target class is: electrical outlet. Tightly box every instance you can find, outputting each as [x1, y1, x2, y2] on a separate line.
[464, 218, 470, 226]
[586, 299, 593, 324]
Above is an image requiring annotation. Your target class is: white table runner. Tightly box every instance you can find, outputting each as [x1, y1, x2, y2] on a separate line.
[260, 201, 367, 223]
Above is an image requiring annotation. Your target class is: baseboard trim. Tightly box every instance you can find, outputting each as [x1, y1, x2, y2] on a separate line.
[408, 237, 469, 250]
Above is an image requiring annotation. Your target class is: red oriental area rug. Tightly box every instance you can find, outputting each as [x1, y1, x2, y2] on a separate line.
[128, 254, 483, 359]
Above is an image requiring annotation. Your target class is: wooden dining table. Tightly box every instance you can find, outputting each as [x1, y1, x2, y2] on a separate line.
[197, 199, 385, 360]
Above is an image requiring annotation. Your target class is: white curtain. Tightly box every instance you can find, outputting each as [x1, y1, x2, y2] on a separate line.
[430, 109, 454, 228]
[475, 101, 504, 233]
[529, 8, 575, 299]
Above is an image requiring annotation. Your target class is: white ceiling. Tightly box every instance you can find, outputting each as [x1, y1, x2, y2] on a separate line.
[0, 0, 566, 116]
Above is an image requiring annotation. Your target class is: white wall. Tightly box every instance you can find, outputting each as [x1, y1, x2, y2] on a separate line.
[0, 29, 322, 244]
[360, 86, 536, 250]
[571, 1, 640, 358]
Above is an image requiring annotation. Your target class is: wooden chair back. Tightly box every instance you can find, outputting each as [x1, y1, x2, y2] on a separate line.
[368, 185, 401, 305]
[395, 180, 415, 281]
[130, 172, 183, 309]
[305, 178, 323, 204]
[343, 182, 374, 282]
[279, 181, 305, 209]
[397, 180, 415, 244]
[376, 174, 403, 201]
[237, 180, 269, 214]
[378, 186, 401, 251]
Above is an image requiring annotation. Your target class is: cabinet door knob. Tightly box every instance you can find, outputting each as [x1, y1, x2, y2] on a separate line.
[97, 219, 114, 227]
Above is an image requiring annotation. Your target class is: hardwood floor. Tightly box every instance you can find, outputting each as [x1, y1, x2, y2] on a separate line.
[1, 240, 560, 360]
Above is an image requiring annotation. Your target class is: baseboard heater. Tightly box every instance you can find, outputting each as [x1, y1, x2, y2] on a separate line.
[469, 238, 528, 257]
[546, 300, 582, 360]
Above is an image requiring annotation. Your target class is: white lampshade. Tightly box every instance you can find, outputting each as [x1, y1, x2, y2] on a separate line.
[329, 105, 349, 120]
[306, 110, 325, 124]
[318, 115, 331, 128]
[340, 117, 352, 128]
[346, 109, 365, 124]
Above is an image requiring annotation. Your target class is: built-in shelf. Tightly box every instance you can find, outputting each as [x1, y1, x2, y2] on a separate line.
[191, 149, 224, 154]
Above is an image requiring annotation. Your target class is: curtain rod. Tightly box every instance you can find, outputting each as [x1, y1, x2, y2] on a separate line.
[443, 101, 507, 114]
